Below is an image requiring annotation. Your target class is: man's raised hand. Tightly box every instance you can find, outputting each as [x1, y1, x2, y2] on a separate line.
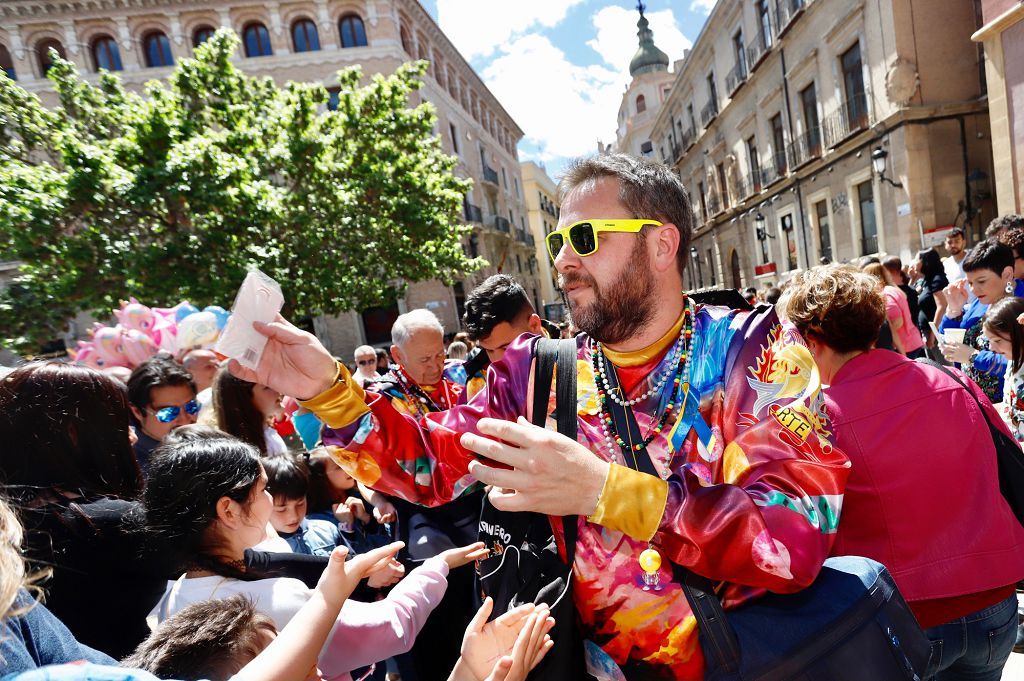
[227, 314, 338, 401]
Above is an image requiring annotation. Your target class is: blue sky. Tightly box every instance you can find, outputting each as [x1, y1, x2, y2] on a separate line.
[418, 1, 717, 179]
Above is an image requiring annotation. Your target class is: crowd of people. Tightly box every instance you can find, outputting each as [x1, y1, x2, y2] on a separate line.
[2, 153, 1024, 681]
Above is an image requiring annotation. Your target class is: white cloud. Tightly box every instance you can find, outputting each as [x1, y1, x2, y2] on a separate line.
[588, 5, 692, 75]
[436, 0, 586, 60]
[480, 34, 622, 162]
[690, 0, 718, 15]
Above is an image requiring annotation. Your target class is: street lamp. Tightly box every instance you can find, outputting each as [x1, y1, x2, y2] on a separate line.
[871, 147, 903, 188]
[754, 212, 772, 241]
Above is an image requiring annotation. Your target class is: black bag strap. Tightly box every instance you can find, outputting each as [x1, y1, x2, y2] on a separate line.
[533, 337, 579, 563]
[600, 353, 742, 674]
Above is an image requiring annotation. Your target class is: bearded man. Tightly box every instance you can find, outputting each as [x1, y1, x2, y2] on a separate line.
[231, 154, 849, 680]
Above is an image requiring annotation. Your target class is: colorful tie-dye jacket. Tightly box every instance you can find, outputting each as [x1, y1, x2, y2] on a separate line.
[301, 305, 850, 681]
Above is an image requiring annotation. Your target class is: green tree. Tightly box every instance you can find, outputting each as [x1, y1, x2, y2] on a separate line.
[0, 30, 481, 350]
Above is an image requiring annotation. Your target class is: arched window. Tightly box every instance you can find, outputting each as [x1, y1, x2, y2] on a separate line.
[338, 14, 367, 48]
[0, 44, 16, 80]
[636, 94, 647, 114]
[291, 19, 320, 52]
[142, 31, 174, 67]
[192, 26, 216, 47]
[90, 35, 123, 72]
[36, 38, 65, 76]
[243, 22, 273, 57]
[400, 25, 413, 55]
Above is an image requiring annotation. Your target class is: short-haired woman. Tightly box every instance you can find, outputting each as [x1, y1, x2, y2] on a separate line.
[940, 238, 1015, 403]
[781, 264, 1024, 681]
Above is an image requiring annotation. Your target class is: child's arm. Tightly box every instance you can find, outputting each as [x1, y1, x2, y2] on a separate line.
[232, 542, 405, 681]
[356, 481, 398, 524]
[317, 542, 489, 677]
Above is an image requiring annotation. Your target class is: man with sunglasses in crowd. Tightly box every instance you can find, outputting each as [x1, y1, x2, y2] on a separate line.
[126, 356, 199, 474]
[230, 154, 849, 680]
[351, 344, 381, 388]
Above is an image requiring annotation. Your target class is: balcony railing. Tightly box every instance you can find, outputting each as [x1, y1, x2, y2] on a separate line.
[464, 202, 483, 223]
[745, 23, 773, 73]
[482, 165, 499, 185]
[707, 193, 723, 217]
[525, 232, 536, 248]
[699, 100, 719, 128]
[822, 91, 872, 148]
[760, 153, 787, 187]
[789, 126, 822, 167]
[775, 0, 806, 36]
[682, 126, 696, 150]
[669, 141, 682, 164]
[493, 215, 511, 233]
[725, 59, 748, 96]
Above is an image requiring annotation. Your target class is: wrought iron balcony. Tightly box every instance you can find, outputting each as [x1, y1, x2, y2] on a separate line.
[525, 232, 536, 248]
[493, 215, 511, 233]
[682, 126, 696, 150]
[706, 193, 723, 217]
[745, 23, 773, 73]
[482, 165, 500, 186]
[760, 153, 787, 187]
[775, 0, 806, 36]
[822, 91, 872, 148]
[726, 59, 749, 97]
[700, 100, 719, 128]
[790, 126, 822, 168]
[743, 167, 763, 197]
[464, 202, 483, 223]
[669, 141, 682, 164]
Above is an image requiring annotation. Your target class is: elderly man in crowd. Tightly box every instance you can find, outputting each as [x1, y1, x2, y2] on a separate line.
[231, 154, 849, 680]
[351, 344, 380, 388]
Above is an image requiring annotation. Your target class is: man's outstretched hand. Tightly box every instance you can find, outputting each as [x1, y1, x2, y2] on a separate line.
[227, 314, 338, 401]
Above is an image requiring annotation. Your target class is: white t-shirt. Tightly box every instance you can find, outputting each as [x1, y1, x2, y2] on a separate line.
[943, 254, 966, 284]
[149, 558, 449, 680]
[264, 424, 288, 456]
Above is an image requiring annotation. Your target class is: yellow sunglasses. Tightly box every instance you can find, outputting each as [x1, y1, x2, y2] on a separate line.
[545, 219, 663, 260]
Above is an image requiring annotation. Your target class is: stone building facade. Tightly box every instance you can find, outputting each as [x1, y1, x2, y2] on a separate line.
[0, 0, 538, 359]
[650, 0, 996, 291]
[520, 161, 562, 320]
[974, 0, 1024, 215]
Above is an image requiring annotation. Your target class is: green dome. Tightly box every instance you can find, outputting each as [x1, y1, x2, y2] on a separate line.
[629, 13, 669, 77]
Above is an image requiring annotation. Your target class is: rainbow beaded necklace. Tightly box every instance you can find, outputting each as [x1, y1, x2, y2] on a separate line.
[591, 297, 694, 459]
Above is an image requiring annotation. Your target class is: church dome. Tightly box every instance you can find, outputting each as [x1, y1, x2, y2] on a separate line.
[629, 12, 669, 77]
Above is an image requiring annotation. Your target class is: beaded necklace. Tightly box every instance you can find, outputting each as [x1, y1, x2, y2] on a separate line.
[390, 365, 453, 416]
[591, 298, 694, 459]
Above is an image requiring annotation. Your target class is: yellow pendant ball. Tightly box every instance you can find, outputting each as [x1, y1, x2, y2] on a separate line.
[639, 548, 662, 574]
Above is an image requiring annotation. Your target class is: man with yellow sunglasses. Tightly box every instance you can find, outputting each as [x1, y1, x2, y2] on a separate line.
[232, 154, 848, 681]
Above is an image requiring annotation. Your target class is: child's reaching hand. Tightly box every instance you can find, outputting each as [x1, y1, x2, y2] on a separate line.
[436, 541, 490, 569]
[449, 597, 555, 681]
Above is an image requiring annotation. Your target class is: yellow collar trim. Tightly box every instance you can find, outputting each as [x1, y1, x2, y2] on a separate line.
[602, 310, 686, 368]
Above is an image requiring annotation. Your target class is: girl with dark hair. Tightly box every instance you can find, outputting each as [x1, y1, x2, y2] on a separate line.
[211, 368, 287, 455]
[144, 437, 488, 681]
[982, 296, 1024, 440]
[0, 362, 160, 657]
[940, 238, 1015, 403]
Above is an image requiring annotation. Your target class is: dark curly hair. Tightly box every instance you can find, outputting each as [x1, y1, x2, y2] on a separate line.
[463, 274, 535, 341]
[987, 214, 1024, 238]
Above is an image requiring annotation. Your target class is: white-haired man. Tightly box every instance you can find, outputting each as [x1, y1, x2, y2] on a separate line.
[351, 344, 380, 388]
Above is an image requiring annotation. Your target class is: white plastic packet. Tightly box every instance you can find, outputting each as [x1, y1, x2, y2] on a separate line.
[214, 269, 284, 370]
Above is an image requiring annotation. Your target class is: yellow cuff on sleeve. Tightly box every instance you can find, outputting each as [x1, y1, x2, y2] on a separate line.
[587, 464, 669, 542]
[297, 362, 370, 429]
